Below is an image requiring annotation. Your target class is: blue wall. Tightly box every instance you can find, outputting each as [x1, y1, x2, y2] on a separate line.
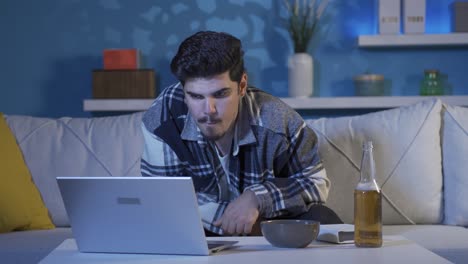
[1, 0, 467, 117]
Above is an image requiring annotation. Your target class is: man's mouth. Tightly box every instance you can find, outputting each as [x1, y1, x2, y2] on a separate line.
[198, 117, 221, 124]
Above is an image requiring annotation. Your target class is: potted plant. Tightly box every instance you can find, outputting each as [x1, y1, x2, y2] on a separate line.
[283, 0, 330, 97]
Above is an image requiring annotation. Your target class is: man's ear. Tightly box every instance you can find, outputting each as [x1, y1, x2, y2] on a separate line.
[239, 73, 248, 97]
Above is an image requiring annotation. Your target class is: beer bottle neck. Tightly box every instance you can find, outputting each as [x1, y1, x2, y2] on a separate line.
[358, 141, 379, 191]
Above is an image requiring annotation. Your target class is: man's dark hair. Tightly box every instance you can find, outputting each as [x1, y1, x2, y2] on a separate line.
[170, 31, 245, 86]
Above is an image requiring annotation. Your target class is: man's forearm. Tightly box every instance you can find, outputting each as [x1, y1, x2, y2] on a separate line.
[199, 202, 222, 228]
[245, 168, 329, 218]
[196, 193, 229, 234]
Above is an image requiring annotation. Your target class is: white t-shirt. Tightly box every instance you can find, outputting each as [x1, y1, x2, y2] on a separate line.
[215, 143, 236, 201]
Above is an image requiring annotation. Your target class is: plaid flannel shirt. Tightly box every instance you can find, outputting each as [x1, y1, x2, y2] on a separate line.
[141, 83, 329, 235]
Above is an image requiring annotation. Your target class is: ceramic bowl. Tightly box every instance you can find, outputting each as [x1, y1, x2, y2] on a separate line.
[260, 219, 320, 248]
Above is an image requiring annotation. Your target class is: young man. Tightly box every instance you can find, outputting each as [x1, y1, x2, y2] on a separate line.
[141, 31, 341, 236]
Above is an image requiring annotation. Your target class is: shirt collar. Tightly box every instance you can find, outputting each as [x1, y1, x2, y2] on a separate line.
[180, 112, 206, 145]
[233, 96, 256, 155]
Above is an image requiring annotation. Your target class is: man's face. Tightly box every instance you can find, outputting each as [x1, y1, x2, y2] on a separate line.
[184, 71, 247, 142]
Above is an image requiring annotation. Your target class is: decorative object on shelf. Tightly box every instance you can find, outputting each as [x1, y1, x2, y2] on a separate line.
[283, 0, 329, 97]
[378, 0, 401, 34]
[420, 69, 444, 96]
[103, 49, 142, 70]
[353, 73, 385, 96]
[403, 0, 426, 34]
[288, 53, 313, 97]
[452, 1, 468, 32]
[92, 69, 156, 99]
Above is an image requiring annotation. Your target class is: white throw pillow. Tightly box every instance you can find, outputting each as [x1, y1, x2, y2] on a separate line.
[442, 104, 468, 226]
[307, 99, 443, 224]
[6, 112, 144, 227]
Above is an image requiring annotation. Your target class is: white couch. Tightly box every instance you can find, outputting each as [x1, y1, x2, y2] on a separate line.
[1, 98, 467, 263]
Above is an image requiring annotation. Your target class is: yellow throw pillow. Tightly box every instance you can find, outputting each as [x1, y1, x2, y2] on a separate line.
[0, 113, 55, 233]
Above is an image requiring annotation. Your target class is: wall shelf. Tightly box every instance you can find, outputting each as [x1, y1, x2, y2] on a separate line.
[84, 96, 468, 112]
[358, 33, 468, 48]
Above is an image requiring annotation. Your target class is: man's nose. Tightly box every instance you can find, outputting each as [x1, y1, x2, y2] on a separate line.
[204, 98, 217, 114]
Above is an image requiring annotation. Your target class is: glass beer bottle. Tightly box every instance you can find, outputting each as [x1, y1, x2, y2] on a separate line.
[354, 141, 382, 247]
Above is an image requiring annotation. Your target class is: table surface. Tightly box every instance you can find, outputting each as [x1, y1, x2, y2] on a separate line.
[39, 236, 451, 264]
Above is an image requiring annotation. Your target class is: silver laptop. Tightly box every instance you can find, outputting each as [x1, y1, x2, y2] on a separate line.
[57, 176, 237, 255]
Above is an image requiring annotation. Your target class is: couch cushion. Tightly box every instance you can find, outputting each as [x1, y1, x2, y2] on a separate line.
[5, 112, 144, 227]
[0, 113, 54, 233]
[307, 99, 443, 224]
[442, 105, 468, 226]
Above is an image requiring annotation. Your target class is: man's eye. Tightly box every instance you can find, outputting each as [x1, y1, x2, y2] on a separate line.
[214, 90, 230, 98]
[190, 94, 204, 99]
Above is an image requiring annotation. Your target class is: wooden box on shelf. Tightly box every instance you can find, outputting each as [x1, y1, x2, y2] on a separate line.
[92, 69, 156, 99]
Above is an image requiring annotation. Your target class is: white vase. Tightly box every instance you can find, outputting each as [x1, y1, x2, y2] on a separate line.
[288, 53, 314, 97]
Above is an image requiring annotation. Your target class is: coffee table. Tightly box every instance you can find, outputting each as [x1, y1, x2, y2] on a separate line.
[39, 236, 451, 264]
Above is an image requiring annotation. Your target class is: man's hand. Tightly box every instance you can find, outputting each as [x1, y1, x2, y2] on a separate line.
[213, 190, 260, 235]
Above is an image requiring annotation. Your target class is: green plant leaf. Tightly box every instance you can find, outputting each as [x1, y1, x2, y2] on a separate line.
[283, 0, 328, 53]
